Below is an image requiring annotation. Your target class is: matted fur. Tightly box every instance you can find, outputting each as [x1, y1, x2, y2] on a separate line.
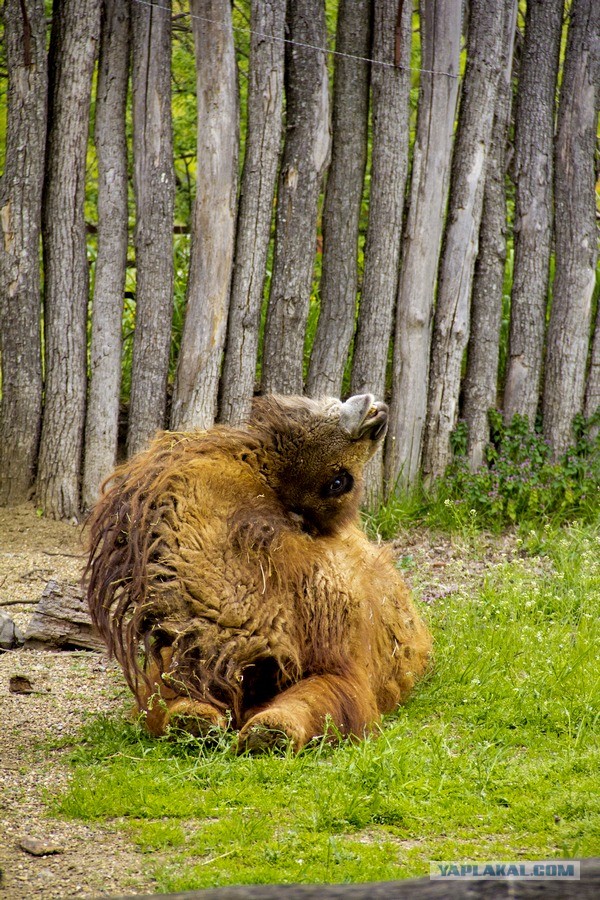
[86, 394, 431, 749]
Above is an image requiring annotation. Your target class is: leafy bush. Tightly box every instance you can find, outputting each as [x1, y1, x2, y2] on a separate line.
[442, 411, 600, 530]
[367, 410, 600, 537]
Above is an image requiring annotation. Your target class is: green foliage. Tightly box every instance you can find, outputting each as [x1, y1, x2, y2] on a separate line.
[169, 234, 192, 382]
[442, 411, 600, 531]
[367, 411, 600, 539]
[171, 14, 198, 225]
[497, 240, 514, 387]
[120, 290, 136, 405]
[54, 524, 600, 889]
[362, 487, 430, 542]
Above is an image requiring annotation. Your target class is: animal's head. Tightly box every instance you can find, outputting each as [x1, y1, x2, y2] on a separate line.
[249, 393, 388, 536]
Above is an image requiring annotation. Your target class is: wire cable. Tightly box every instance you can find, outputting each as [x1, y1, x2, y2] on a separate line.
[130, 0, 460, 80]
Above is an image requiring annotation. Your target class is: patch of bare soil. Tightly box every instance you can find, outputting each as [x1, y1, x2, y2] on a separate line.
[0, 504, 541, 899]
[391, 526, 546, 604]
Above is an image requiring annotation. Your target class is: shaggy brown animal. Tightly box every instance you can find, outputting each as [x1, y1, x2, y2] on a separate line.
[86, 394, 431, 751]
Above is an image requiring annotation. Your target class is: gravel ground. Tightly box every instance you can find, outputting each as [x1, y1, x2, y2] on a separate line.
[0, 505, 157, 899]
[0, 504, 537, 900]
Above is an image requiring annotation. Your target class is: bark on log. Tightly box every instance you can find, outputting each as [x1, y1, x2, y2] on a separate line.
[219, 0, 286, 427]
[421, 0, 505, 482]
[127, 0, 175, 456]
[171, 0, 239, 431]
[462, 0, 518, 471]
[348, 0, 413, 502]
[503, 0, 563, 427]
[23, 580, 104, 651]
[307, 0, 371, 399]
[542, 0, 600, 458]
[585, 302, 600, 423]
[261, 0, 331, 395]
[383, 0, 462, 492]
[0, 0, 47, 507]
[82, 0, 131, 509]
[36, 0, 101, 519]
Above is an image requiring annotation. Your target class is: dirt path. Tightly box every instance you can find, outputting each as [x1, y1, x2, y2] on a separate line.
[0, 505, 156, 899]
[0, 504, 529, 899]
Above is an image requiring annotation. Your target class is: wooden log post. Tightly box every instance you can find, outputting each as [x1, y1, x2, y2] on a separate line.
[23, 580, 104, 651]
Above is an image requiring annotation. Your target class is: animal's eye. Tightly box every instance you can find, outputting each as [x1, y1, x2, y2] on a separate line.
[322, 470, 354, 498]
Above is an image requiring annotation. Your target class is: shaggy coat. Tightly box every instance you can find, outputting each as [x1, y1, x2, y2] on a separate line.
[86, 394, 431, 750]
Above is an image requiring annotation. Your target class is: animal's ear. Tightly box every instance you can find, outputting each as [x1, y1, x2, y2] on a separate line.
[339, 394, 376, 437]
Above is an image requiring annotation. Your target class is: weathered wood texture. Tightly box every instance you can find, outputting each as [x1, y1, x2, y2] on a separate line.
[307, 0, 371, 399]
[542, 0, 600, 457]
[171, 0, 239, 431]
[219, 0, 286, 427]
[350, 0, 412, 501]
[23, 580, 104, 651]
[585, 302, 600, 423]
[36, 0, 101, 519]
[82, 0, 131, 509]
[127, 0, 175, 456]
[383, 0, 462, 491]
[462, 0, 518, 471]
[421, 0, 506, 482]
[106, 858, 600, 899]
[0, 0, 46, 507]
[503, 0, 564, 427]
[261, 0, 331, 395]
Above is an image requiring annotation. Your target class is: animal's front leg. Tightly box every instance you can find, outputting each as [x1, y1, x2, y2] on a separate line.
[136, 648, 228, 738]
[238, 671, 378, 752]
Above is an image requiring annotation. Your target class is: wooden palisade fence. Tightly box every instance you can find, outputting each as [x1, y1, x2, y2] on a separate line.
[0, 0, 599, 519]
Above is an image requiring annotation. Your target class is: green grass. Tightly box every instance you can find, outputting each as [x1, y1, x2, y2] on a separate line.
[53, 522, 600, 891]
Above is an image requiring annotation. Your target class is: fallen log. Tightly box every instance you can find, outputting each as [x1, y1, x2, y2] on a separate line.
[23, 580, 104, 652]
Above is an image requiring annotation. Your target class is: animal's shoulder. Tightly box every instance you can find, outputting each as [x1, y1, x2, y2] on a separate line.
[112, 428, 262, 498]
[317, 527, 408, 599]
[89, 427, 266, 552]
[150, 428, 260, 475]
[318, 525, 391, 568]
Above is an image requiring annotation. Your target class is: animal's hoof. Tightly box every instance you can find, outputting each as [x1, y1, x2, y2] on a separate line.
[238, 723, 293, 753]
[238, 709, 308, 753]
[237, 723, 293, 754]
[168, 713, 222, 739]
[166, 700, 227, 739]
